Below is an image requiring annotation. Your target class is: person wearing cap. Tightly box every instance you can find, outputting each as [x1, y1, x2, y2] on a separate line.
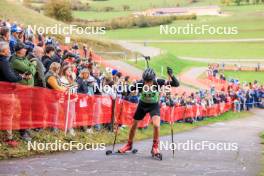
[10, 42, 36, 86]
[9, 25, 23, 54]
[9, 41, 37, 142]
[24, 35, 35, 54]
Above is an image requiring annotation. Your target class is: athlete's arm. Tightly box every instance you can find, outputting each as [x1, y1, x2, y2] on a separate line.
[166, 67, 180, 87]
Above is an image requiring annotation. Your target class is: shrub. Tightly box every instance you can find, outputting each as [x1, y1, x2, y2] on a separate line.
[71, 0, 90, 11]
[122, 5, 130, 11]
[103, 6, 114, 12]
[44, 0, 73, 22]
[72, 14, 196, 30]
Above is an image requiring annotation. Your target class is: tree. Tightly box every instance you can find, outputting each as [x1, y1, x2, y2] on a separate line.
[221, 0, 232, 5]
[122, 5, 130, 11]
[233, 0, 242, 5]
[44, 0, 73, 22]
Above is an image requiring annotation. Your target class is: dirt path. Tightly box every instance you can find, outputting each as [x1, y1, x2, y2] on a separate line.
[1, 109, 263, 176]
[115, 40, 162, 59]
[178, 67, 209, 90]
[103, 59, 196, 93]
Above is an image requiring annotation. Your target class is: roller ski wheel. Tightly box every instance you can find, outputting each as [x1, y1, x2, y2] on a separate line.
[151, 152, 163, 161]
[106, 149, 138, 156]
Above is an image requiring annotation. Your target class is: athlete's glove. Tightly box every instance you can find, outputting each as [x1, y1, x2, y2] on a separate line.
[167, 67, 173, 77]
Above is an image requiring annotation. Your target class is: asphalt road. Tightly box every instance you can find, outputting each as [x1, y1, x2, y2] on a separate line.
[0, 109, 263, 176]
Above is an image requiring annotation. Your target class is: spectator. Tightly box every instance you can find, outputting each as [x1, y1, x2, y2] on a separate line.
[0, 26, 10, 42]
[24, 35, 34, 54]
[45, 62, 65, 91]
[42, 45, 55, 72]
[53, 47, 63, 64]
[29, 46, 46, 87]
[60, 65, 78, 136]
[83, 44, 88, 58]
[77, 68, 96, 95]
[45, 36, 53, 46]
[92, 68, 103, 95]
[10, 42, 36, 86]
[45, 62, 65, 133]
[0, 41, 25, 146]
[9, 25, 23, 54]
[9, 42, 37, 141]
[0, 41, 23, 82]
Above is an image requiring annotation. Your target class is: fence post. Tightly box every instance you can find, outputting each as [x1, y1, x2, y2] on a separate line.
[64, 89, 71, 136]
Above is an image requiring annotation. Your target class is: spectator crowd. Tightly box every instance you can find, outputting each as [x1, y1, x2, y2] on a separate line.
[207, 64, 264, 111]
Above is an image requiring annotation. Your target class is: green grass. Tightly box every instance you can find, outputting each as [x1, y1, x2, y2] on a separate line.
[128, 53, 206, 77]
[28, 0, 219, 11]
[103, 5, 264, 39]
[149, 42, 264, 60]
[86, 0, 218, 11]
[223, 71, 264, 84]
[73, 11, 131, 21]
[0, 111, 250, 160]
[104, 16, 264, 40]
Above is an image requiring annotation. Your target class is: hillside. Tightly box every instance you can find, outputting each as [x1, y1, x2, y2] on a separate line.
[0, 0, 132, 59]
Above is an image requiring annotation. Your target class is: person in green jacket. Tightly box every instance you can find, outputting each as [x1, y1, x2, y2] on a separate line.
[10, 42, 36, 86]
[9, 42, 37, 141]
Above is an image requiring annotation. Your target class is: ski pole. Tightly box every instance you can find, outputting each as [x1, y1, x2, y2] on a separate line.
[106, 98, 124, 155]
[167, 72, 175, 157]
[170, 105, 175, 158]
[112, 98, 124, 151]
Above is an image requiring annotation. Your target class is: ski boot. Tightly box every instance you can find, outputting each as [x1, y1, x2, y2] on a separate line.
[118, 141, 133, 153]
[151, 140, 162, 160]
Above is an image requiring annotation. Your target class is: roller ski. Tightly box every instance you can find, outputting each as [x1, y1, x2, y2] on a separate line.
[151, 140, 162, 161]
[106, 142, 138, 155]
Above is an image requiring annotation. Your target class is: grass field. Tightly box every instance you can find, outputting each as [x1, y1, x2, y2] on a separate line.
[223, 71, 264, 83]
[149, 42, 264, 60]
[103, 5, 264, 40]
[83, 0, 218, 11]
[0, 111, 250, 160]
[128, 53, 206, 77]
[73, 11, 131, 21]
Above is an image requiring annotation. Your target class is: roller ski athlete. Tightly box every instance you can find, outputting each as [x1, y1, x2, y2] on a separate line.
[118, 67, 180, 160]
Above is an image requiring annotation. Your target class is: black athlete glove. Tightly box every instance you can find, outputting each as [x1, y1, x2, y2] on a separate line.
[167, 67, 173, 77]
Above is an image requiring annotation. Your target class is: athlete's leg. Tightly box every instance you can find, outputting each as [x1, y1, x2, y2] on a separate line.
[151, 115, 161, 155]
[152, 115, 160, 142]
[128, 120, 138, 142]
[118, 120, 138, 153]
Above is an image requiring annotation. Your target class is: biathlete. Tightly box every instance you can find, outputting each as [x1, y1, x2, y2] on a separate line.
[118, 67, 180, 159]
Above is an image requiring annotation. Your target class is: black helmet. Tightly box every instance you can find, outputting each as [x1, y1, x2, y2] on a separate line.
[142, 68, 156, 81]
